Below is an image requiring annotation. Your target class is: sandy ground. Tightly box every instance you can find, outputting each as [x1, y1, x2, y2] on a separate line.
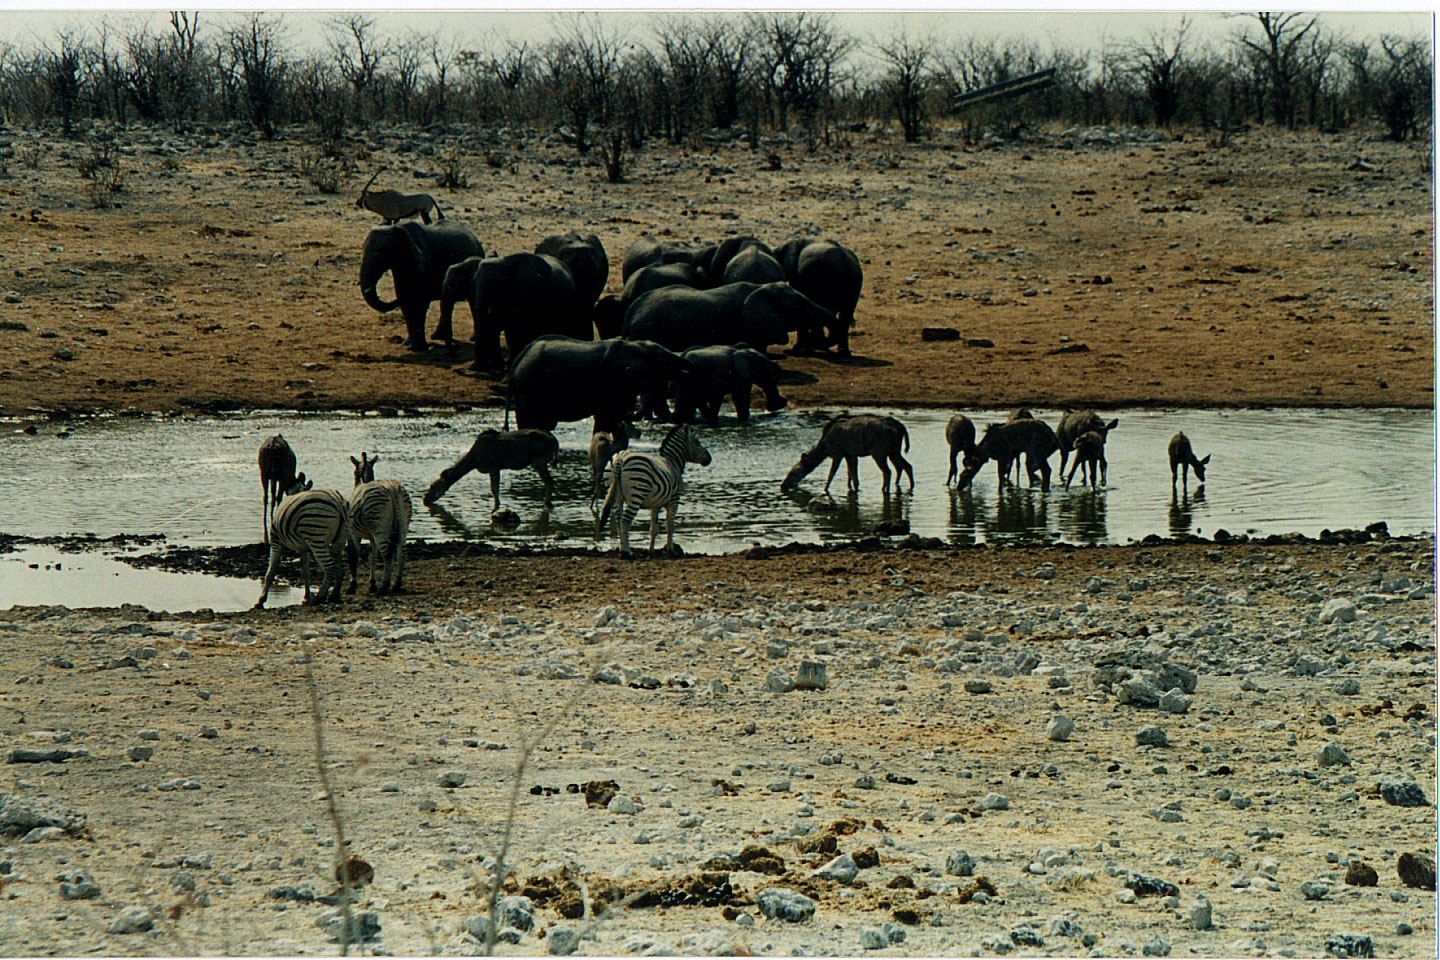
[0, 124, 1431, 418]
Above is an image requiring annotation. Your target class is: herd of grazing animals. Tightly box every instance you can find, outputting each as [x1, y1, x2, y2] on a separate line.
[250, 203, 1214, 605]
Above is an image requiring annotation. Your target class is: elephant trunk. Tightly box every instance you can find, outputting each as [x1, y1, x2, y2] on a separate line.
[359, 245, 401, 313]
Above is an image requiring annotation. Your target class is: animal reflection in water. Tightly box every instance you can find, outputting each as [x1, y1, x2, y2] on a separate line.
[1169, 486, 1208, 538]
[786, 483, 911, 537]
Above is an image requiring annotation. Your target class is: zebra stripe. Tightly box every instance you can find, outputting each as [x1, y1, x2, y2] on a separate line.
[599, 424, 710, 556]
[255, 489, 353, 608]
[349, 479, 412, 594]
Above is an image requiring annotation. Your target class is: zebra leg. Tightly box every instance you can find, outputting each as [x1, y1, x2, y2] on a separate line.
[301, 551, 315, 604]
[619, 504, 638, 557]
[648, 507, 661, 553]
[369, 536, 383, 594]
[254, 542, 284, 609]
[663, 500, 680, 556]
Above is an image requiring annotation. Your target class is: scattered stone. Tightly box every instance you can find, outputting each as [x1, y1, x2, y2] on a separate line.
[438, 770, 467, 788]
[964, 679, 993, 694]
[58, 872, 101, 900]
[1319, 598, 1358, 624]
[1126, 873, 1178, 897]
[1344, 861, 1378, 887]
[318, 909, 381, 943]
[1046, 715, 1074, 741]
[498, 895, 535, 931]
[1143, 935, 1172, 956]
[107, 906, 154, 934]
[1301, 881, 1331, 900]
[607, 794, 637, 815]
[546, 925, 580, 955]
[978, 792, 1009, 810]
[1316, 743, 1351, 767]
[1135, 724, 1168, 747]
[814, 853, 858, 883]
[795, 660, 828, 690]
[127, 746, 153, 762]
[860, 926, 887, 949]
[1379, 778, 1428, 807]
[1397, 852, 1435, 890]
[760, 669, 795, 694]
[1186, 896, 1212, 930]
[1011, 927, 1044, 948]
[946, 850, 975, 877]
[1323, 933, 1374, 958]
[920, 327, 959, 342]
[756, 888, 815, 923]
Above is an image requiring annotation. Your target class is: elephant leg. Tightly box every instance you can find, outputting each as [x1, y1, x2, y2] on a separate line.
[874, 455, 890, 493]
[830, 313, 853, 356]
[489, 472, 502, 513]
[535, 463, 555, 508]
[823, 457, 843, 495]
[403, 302, 429, 351]
[433, 299, 455, 344]
[733, 390, 751, 423]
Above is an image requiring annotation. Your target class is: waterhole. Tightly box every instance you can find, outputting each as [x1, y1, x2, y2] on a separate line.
[1, 406, 1432, 611]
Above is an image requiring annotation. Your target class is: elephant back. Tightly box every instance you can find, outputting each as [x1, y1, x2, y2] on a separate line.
[623, 284, 755, 352]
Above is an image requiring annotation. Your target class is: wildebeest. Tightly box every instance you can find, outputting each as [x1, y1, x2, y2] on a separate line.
[1168, 431, 1210, 491]
[1064, 430, 1108, 488]
[945, 414, 976, 486]
[1056, 410, 1118, 475]
[781, 414, 913, 495]
[423, 428, 560, 512]
[957, 418, 1060, 491]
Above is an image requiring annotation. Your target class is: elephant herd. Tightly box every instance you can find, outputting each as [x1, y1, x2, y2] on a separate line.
[356, 220, 863, 437]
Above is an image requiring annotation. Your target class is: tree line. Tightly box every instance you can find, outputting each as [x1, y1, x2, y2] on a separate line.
[0, 11, 1429, 154]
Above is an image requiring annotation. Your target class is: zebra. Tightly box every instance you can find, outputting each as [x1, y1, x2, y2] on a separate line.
[349, 452, 413, 595]
[254, 489, 356, 609]
[257, 434, 310, 543]
[598, 423, 711, 557]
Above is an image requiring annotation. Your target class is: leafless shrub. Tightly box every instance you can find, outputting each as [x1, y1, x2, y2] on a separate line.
[437, 150, 469, 189]
[18, 143, 42, 169]
[299, 148, 345, 193]
[76, 136, 118, 179]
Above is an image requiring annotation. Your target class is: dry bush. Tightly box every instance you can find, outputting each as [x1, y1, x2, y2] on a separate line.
[18, 143, 42, 169]
[76, 136, 118, 180]
[437, 150, 469, 189]
[299, 148, 345, 194]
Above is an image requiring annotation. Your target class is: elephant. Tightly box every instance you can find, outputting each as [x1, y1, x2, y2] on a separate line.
[722, 245, 785, 285]
[621, 281, 836, 353]
[594, 261, 704, 340]
[437, 252, 587, 371]
[706, 235, 772, 281]
[359, 221, 485, 351]
[773, 236, 863, 356]
[506, 335, 695, 432]
[621, 235, 718, 283]
[673, 345, 788, 425]
[534, 232, 609, 308]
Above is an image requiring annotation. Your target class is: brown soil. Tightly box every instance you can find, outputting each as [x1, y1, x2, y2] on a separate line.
[0, 125, 1431, 419]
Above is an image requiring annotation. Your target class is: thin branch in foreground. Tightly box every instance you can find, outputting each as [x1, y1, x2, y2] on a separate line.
[306, 656, 358, 957]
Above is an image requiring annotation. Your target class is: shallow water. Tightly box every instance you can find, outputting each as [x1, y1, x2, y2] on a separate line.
[1, 406, 1433, 610]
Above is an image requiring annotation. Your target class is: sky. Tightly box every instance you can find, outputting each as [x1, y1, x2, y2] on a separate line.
[0, 5, 1432, 59]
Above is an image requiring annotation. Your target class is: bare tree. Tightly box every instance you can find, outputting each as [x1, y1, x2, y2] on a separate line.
[698, 16, 751, 131]
[1234, 12, 1317, 127]
[875, 32, 933, 142]
[329, 14, 387, 121]
[748, 12, 855, 141]
[1126, 18, 1191, 127]
[43, 30, 87, 137]
[224, 12, 288, 140]
[1346, 35, 1432, 141]
[540, 14, 628, 155]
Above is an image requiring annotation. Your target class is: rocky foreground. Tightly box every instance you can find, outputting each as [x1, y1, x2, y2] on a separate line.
[0, 537, 1435, 957]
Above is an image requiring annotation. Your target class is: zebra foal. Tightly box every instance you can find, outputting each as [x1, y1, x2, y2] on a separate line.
[598, 424, 711, 557]
[254, 489, 356, 608]
[349, 453, 413, 594]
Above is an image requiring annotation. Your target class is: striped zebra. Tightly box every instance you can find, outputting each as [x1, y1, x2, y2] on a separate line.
[598, 424, 711, 557]
[254, 489, 356, 608]
[348, 453, 413, 595]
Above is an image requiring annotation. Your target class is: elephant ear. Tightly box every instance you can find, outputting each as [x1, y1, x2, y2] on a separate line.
[401, 227, 427, 278]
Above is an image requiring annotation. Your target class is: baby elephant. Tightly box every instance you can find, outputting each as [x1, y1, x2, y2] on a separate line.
[423, 428, 560, 513]
[945, 414, 976, 486]
[1168, 431, 1210, 490]
[782, 414, 914, 495]
[1064, 430, 1109, 488]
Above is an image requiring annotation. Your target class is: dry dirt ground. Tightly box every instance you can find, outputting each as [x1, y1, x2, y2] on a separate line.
[0, 122, 1434, 956]
[0, 123, 1431, 417]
